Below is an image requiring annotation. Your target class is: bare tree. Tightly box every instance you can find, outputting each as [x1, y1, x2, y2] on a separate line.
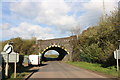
[69, 26, 81, 61]
[70, 26, 81, 40]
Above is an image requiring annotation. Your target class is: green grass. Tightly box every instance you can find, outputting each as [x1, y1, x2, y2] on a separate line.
[45, 55, 58, 58]
[7, 72, 29, 80]
[66, 61, 119, 77]
[10, 72, 29, 78]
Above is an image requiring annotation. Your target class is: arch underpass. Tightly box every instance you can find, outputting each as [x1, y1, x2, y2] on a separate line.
[36, 36, 76, 61]
[41, 45, 69, 61]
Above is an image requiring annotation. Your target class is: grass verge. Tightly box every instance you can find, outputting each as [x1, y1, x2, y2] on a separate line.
[66, 61, 119, 77]
[10, 70, 30, 78]
[7, 64, 33, 80]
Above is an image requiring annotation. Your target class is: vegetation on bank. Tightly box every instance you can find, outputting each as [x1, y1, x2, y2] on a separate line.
[69, 9, 120, 77]
[67, 61, 119, 77]
[71, 9, 120, 67]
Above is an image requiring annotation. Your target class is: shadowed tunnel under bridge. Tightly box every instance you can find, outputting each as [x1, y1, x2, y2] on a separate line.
[41, 46, 69, 61]
[36, 36, 77, 61]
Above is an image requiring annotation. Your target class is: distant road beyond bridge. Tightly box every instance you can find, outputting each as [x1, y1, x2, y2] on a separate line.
[36, 36, 76, 61]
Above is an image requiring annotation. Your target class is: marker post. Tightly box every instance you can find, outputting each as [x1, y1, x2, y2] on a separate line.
[14, 61, 16, 78]
[14, 53, 17, 78]
[117, 50, 119, 71]
[5, 54, 9, 78]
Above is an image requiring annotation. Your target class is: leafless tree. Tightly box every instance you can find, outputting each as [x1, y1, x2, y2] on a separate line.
[70, 26, 81, 40]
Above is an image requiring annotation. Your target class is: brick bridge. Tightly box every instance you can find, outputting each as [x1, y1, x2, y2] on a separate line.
[36, 36, 77, 61]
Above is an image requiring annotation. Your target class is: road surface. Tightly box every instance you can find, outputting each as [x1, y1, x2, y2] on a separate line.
[28, 61, 111, 79]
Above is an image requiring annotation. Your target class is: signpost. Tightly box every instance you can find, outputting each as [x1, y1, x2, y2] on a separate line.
[1, 52, 19, 78]
[3, 42, 13, 77]
[2, 41, 19, 78]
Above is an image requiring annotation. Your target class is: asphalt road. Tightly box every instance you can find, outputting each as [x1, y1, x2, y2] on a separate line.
[28, 61, 112, 79]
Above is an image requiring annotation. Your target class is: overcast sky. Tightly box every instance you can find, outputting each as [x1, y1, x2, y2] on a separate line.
[0, 0, 119, 41]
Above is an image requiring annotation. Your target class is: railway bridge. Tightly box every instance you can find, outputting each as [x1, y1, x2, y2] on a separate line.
[36, 36, 77, 61]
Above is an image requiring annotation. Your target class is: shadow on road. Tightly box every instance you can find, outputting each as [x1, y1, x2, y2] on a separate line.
[25, 69, 39, 80]
[25, 63, 48, 80]
[40, 63, 48, 66]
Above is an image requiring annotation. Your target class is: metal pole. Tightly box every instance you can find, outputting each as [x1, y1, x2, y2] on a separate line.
[5, 54, 9, 77]
[5, 63, 8, 77]
[14, 54, 17, 78]
[117, 50, 119, 71]
[14, 62, 16, 78]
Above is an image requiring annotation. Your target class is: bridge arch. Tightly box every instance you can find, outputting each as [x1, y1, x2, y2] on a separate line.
[37, 36, 76, 61]
[41, 44, 70, 61]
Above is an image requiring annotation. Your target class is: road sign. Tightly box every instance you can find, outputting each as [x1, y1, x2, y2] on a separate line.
[1, 52, 8, 62]
[1, 52, 19, 63]
[3, 44, 13, 54]
[114, 50, 120, 59]
[114, 49, 120, 71]
[9, 52, 19, 63]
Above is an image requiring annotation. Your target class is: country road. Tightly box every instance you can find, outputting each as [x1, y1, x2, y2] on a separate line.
[27, 61, 114, 79]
